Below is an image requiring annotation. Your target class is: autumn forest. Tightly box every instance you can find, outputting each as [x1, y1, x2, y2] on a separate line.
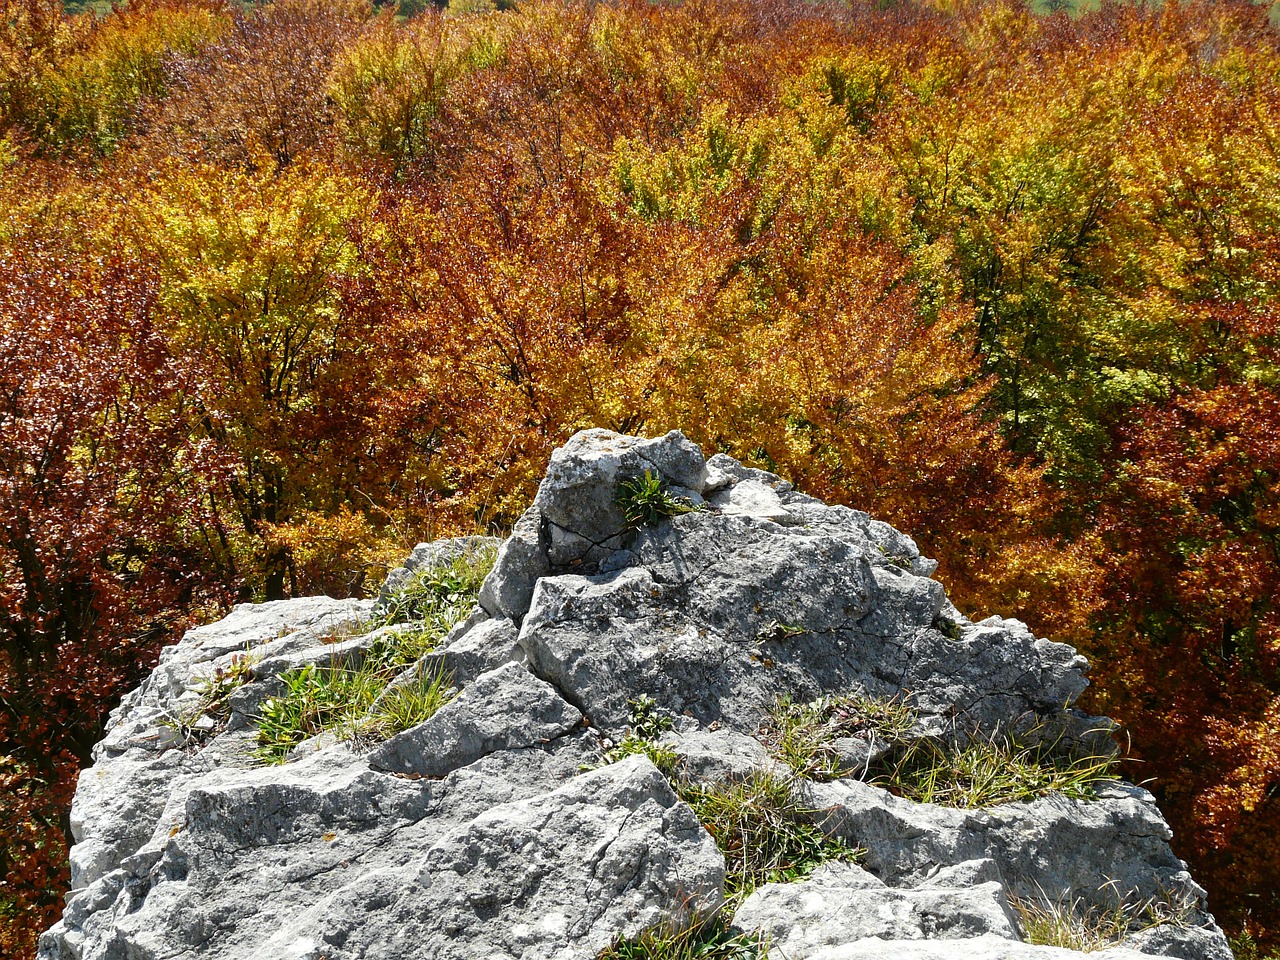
[2, 0, 1279, 953]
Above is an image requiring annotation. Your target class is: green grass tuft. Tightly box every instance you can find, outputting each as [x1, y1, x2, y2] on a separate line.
[598, 913, 769, 959]
[256, 655, 456, 763]
[680, 770, 861, 902]
[758, 692, 916, 782]
[1011, 883, 1197, 952]
[375, 541, 497, 628]
[255, 545, 492, 763]
[874, 728, 1119, 808]
[759, 690, 1119, 808]
[365, 665, 456, 739]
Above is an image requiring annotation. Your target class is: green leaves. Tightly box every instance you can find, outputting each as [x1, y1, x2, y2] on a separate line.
[616, 471, 701, 528]
[255, 658, 455, 764]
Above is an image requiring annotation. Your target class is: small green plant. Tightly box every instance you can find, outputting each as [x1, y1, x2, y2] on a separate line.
[758, 692, 917, 782]
[758, 620, 805, 642]
[874, 727, 1119, 808]
[1229, 928, 1280, 960]
[593, 699, 857, 901]
[160, 651, 258, 749]
[598, 913, 769, 959]
[191, 652, 257, 720]
[256, 544, 496, 763]
[256, 656, 456, 764]
[375, 542, 498, 628]
[616, 470, 701, 528]
[1010, 882, 1197, 952]
[679, 770, 860, 901]
[595, 695, 680, 775]
[365, 666, 456, 739]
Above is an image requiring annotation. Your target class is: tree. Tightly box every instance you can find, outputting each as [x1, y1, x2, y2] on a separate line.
[129, 159, 386, 598]
[0, 246, 221, 955]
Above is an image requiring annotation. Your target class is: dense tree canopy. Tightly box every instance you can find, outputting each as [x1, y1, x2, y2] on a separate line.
[3, 0, 1279, 954]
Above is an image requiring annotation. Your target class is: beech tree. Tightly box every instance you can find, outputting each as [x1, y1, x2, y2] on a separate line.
[128, 160, 382, 599]
[0, 246, 221, 949]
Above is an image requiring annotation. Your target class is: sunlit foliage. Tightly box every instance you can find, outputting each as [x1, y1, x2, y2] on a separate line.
[3, 0, 1280, 952]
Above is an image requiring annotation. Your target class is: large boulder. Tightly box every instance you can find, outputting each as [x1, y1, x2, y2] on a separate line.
[43, 431, 1230, 960]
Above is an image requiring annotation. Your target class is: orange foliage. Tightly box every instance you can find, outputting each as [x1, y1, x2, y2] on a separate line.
[4, 0, 1280, 952]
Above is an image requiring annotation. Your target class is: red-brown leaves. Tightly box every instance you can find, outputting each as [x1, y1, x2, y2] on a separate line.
[0, 247, 225, 951]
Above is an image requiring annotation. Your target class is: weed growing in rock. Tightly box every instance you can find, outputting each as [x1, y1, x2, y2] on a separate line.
[254, 550, 491, 763]
[192, 652, 257, 719]
[758, 690, 1119, 808]
[680, 771, 860, 901]
[758, 693, 917, 782]
[364, 666, 456, 739]
[596, 695, 680, 775]
[875, 727, 1119, 808]
[256, 654, 456, 763]
[1010, 882, 1198, 952]
[597, 912, 768, 959]
[616, 470, 701, 528]
[594, 699, 858, 900]
[375, 542, 497, 628]
[160, 651, 259, 749]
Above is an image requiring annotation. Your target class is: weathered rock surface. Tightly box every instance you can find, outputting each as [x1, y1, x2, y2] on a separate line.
[43, 430, 1230, 960]
[807, 935, 1156, 960]
[367, 662, 583, 776]
[733, 860, 1021, 956]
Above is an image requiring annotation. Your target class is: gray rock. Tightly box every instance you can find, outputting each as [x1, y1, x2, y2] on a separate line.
[707, 477, 796, 523]
[804, 778, 1227, 960]
[66, 596, 372, 891]
[316, 756, 724, 960]
[517, 511, 1097, 742]
[367, 662, 582, 777]
[479, 506, 551, 622]
[662, 728, 789, 782]
[42, 431, 1232, 960]
[479, 430, 709, 623]
[1123, 923, 1235, 960]
[434, 616, 525, 682]
[533, 429, 708, 566]
[733, 859, 1020, 956]
[805, 934, 1156, 960]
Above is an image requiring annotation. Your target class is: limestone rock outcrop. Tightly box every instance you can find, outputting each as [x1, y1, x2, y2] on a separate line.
[41, 430, 1230, 960]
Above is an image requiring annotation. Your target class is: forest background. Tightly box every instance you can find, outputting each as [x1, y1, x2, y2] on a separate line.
[2, 0, 1280, 955]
